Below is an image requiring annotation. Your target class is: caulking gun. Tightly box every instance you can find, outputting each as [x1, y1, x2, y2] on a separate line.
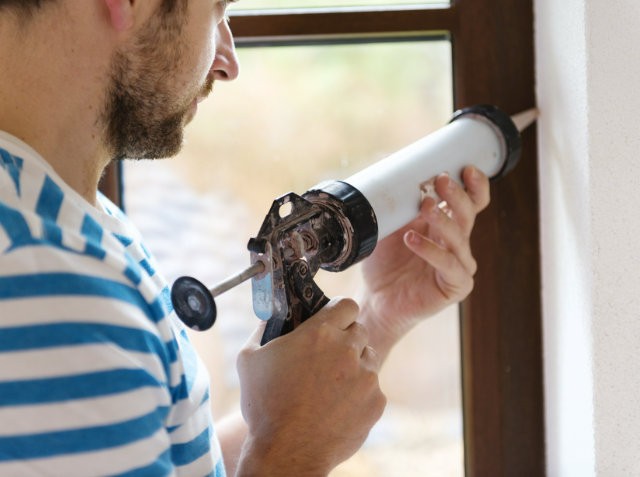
[171, 105, 539, 345]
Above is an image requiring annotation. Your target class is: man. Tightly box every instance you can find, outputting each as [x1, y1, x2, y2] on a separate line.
[0, 0, 490, 476]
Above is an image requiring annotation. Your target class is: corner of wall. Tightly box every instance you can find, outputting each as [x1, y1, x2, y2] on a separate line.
[535, 0, 595, 475]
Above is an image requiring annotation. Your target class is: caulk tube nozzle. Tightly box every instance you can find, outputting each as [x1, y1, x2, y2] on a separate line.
[343, 105, 522, 241]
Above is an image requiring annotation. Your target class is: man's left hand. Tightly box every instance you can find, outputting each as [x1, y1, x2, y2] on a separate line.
[357, 165, 491, 361]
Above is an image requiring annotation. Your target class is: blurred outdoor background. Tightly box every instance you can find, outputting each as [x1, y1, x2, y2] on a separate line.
[125, 40, 464, 477]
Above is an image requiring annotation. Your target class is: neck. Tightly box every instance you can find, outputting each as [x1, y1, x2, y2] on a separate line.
[0, 9, 113, 207]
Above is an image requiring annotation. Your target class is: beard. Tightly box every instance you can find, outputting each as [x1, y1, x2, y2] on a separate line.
[100, 4, 213, 161]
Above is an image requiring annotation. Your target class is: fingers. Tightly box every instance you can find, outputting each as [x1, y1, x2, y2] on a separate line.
[422, 167, 489, 275]
[312, 296, 360, 331]
[310, 297, 368, 354]
[403, 230, 474, 300]
[300, 298, 371, 363]
[419, 197, 477, 275]
[360, 345, 380, 373]
[463, 165, 491, 212]
[345, 321, 369, 356]
[434, 172, 476, 235]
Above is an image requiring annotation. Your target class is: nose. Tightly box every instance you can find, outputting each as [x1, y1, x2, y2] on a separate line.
[211, 19, 240, 82]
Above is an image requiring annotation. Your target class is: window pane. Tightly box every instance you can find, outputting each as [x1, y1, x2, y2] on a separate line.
[125, 40, 462, 476]
[229, 0, 448, 11]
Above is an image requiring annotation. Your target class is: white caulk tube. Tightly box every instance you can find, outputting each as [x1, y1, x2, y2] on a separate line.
[171, 105, 539, 332]
[304, 105, 538, 272]
[345, 105, 527, 240]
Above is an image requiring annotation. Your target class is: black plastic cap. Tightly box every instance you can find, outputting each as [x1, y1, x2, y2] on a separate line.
[305, 180, 378, 271]
[450, 105, 522, 183]
[171, 276, 217, 332]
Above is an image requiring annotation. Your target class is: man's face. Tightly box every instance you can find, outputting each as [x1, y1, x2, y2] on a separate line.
[101, 0, 238, 161]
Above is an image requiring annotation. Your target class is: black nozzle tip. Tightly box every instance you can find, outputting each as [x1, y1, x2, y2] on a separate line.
[171, 276, 217, 332]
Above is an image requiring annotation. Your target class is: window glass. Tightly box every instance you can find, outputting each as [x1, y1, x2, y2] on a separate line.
[125, 40, 463, 477]
[229, 0, 448, 10]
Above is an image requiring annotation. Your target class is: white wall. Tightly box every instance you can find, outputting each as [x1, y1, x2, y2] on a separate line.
[536, 0, 640, 475]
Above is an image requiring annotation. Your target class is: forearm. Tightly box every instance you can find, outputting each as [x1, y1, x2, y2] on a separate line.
[235, 436, 328, 477]
[218, 412, 329, 477]
[217, 411, 248, 477]
[356, 292, 414, 365]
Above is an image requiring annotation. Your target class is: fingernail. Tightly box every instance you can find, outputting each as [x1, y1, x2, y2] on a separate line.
[471, 166, 481, 180]
[407, 231, 422, 244]
[447, 177, 455, 191]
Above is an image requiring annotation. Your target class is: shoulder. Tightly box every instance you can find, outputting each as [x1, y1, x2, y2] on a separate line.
[0, 184, 176, 368]
[0, 231, 175, 378]
[0, 203, 179, 471]
[0, 287, 176, 474]
[0, 233, 178, 473]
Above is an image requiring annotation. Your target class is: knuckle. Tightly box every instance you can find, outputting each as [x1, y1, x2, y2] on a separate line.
[356, 368, 380, 398]
[454, 233, 468, 253]
[336, 345, 360, 378]
[364, 346, 380, 375]
[377, 391, 388, 414]
[365, 368, 380, 388]
[347, 342, 361, 361]
[237, 346, 251, 361]
[463, 276, 475, 296]
[464, 219, 475, 238]
[369, 389, 387, 422]
[429, 205, 443, 222]
[310, 322, 333, 349]
[236, 348, 252, 370]
[365, 346, 380, 371]
[336, 296, 360, 316]
[445, 252, 459, 271]
[469, 258, 478, 276]
[351, 321, 369, 343]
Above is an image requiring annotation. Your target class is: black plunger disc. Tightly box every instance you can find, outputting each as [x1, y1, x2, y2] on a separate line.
[171, 276, 217, 331]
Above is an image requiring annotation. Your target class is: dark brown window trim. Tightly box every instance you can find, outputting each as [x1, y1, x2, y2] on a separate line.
[227, 6, 457, 37]
[454, 2, 544, 475]
[106, 1, 544, 474]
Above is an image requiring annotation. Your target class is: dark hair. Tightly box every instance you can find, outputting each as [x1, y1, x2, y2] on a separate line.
[0, 0, 183, 21]
[0, 0, 53, 7]
[0, 0, 54, 19]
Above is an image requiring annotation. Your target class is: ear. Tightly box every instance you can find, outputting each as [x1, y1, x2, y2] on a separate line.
[104, 0, 135, 31]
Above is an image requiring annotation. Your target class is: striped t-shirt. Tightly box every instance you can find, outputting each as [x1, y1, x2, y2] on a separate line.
[0, 131, 225, 477]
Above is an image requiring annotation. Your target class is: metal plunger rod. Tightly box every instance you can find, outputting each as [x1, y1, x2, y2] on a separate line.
[209, 261, 265, 298]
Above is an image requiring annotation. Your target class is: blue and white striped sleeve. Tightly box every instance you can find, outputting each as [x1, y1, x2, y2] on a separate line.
[0, 258, 177, 476]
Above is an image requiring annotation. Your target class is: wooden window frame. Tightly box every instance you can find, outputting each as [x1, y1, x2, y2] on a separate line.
[102, 1, 544, 474]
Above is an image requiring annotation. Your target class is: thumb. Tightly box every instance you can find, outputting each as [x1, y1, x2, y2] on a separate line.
[243, 320, 268, 352]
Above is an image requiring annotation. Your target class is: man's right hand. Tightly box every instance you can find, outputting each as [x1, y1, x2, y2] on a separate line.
[234, 297, 386, 477]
